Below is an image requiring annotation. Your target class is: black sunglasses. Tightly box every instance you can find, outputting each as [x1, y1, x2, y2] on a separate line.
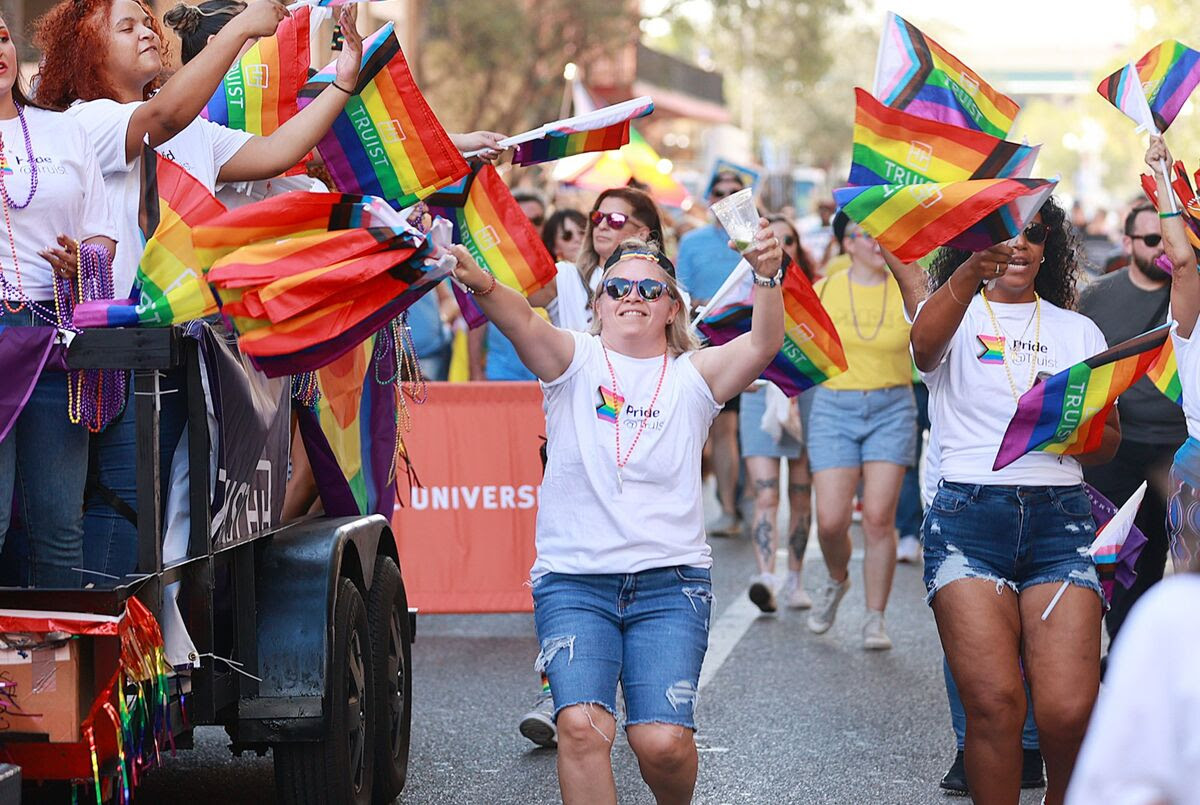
[529, 215, 545, 227]
[782, 234, 796, 246]
[602, 277, 672, 302]
[1129, 233, 1163, 248]
[1022, 222, 1050, 245]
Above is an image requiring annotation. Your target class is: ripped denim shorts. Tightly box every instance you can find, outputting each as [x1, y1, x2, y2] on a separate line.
[921, 482, 1104, 606]
[531, 566, 712, 730]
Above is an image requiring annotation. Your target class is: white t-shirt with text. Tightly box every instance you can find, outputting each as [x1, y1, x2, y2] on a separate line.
[65, 98, 254, 298]
[918, 294, 1108, 486]
[0, 107, 116, 300]
[532, 331, 721, 578]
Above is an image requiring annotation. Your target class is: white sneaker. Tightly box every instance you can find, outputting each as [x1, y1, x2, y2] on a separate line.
[896, 535, 922, 564]
[748, 573, 778, 613]
[862, 610, 893, 651]
[807, 575, 850, 634]
[518, 692, 557, 748]
[783, 576, 812, 610]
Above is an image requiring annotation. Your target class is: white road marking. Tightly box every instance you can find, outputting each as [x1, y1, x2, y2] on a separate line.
[698, 595, 760, 690]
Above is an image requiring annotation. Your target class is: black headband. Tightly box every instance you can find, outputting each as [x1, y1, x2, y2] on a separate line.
[603, 246, 676, 278]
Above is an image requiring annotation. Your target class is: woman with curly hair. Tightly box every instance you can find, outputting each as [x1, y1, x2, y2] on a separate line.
[911, 195, 1121, 804]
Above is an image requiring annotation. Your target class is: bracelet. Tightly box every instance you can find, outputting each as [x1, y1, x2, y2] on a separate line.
[330, 81, 354, 95]
[945, 277, 971, 307]
[1160, 210, 1183, 219]
[467, 271, 497, 296]
[752, 266, 784, 288]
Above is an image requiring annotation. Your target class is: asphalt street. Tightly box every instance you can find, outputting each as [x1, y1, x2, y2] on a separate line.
[134, 512, 1051, 805]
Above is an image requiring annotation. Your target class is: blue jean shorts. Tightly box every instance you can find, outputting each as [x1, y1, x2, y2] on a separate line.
[532, 565, 713, 730]
[807, 385, 916, 472]
[738, 386, 803, 459]
[921, 482, 1104, 606]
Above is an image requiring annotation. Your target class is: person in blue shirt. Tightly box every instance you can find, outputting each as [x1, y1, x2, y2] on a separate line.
[676, 170, 750, 535]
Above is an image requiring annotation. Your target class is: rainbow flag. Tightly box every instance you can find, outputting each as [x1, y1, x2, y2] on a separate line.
[873, 12, 1019, 138]
[298, 22, 469, 209]
[202, 6, 311, 137]
[135, 153, 229, 325]
[833, 178, 1056, 262]
[850, 88, 1038, 186]
[426, 163, 557, 296]
[1140, 160, 1200, 251]
[595, 386, 623, 423]
[510, 97, 655, 166]
[1098, 62, 1160, 133]
[1147, 332, 1183, 404]
[697, 259, 847, 396]
[994, 325, 1172, 470]
[1100, 41, 1200, 134]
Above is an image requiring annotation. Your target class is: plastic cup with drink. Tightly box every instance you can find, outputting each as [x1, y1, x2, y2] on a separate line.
[711, 187, 761, 254]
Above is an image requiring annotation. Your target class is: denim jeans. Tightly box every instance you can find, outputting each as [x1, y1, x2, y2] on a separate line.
[82, 367, 189, 580]
[945, 655, 1038, 750]
[0, 306, 87, 587]
[895, 383, 930, 538]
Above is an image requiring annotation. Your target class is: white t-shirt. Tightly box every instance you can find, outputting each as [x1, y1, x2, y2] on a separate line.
[532, 331, 721, 577]
[1067, 574, 1200, 805]
[65, 98, 254, 298]
[546, 261, 593, 332]
[1171, 321, 1200, 440]
[217, 173, 327, 210]
[918, 294, 1108, 486]
[0, 108, 115, 300]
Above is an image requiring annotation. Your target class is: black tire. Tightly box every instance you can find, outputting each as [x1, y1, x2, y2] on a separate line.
[366, 555, 413, 803]
[275, 577, 375, 805]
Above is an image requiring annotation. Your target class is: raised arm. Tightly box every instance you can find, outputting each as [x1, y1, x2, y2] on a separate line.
[449, 245, 576, 382]
[1148, 136, 1200, 338]
[881, 246, 930, 319]
[690, 220, 785, 404]
[911, 243, 1013, 371]
[127, 0, 288, 161]
[218, 6, 364, 182]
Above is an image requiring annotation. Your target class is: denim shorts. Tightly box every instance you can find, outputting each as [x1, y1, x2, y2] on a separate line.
[807, 385, 916, 472]
[738, 387, 803, 459]
[531, 565, 713, 730]
[921, 481, 1104, 606]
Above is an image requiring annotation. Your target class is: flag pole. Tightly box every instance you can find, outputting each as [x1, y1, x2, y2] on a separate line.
[1040, 580, 1071, 620]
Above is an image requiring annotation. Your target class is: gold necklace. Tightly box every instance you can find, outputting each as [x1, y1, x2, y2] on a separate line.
[846, 270, 888, 341]
[981, 289, 1041, 402]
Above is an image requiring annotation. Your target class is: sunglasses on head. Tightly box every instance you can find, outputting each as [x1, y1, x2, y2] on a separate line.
[1129, 232, 1163, 248]
[590, 210, 637, 230]
[1022, 222, 1050, 245]
[602, 277, 672, 302]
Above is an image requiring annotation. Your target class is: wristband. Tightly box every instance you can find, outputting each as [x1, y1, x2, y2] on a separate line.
[946, 278, 972, 307]
[752, 266, 784, 288]
[330, 81, 354, 95]
[1160, 210, 1183, 219]
[467, 271, 497, 296]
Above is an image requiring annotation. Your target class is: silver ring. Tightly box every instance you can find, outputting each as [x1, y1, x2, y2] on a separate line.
[995, 262, 1002, 276]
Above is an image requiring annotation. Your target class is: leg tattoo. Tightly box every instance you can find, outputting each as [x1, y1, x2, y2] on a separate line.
[789, 514, 811, 564]
[753, 514, 775, 569]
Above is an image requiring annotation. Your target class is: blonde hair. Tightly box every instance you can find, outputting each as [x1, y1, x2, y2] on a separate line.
[589, 238, 701, 356]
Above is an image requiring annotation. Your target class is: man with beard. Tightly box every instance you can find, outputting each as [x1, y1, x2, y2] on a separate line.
[1079, 202, 1187, 644]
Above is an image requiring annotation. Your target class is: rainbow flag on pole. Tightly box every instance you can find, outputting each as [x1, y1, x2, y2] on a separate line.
[994, 325, 1172, 470]
[873, 12, 1019, 138]
[834, 178, 1056, 262]
[202, 6, 311, 136]
[509, 97, 655, 166]
[1098, 62, 1160, 134]
[1099, 41, 1200, 134]
[850, 88, 1037, 187]
[696, 259, 847, 396]
[298, 22, 469, 209]
[1147, 332, 1183, 404]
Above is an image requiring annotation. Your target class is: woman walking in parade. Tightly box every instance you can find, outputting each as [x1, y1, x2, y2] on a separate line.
[911, 195, 1119, 804]
[0, 16, 118, 588]
[451, 218, 784, 804]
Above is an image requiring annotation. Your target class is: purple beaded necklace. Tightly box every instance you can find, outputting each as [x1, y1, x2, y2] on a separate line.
[0, 104, 39, 209]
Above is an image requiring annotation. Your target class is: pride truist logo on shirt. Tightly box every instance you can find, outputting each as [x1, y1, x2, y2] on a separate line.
[595, 385, 665, 430]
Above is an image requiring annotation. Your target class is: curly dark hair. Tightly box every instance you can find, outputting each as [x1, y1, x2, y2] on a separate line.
[33, 0, 169, 110]
[928, 195, 1081, 310]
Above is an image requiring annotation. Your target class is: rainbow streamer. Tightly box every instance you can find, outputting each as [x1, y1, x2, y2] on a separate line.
[595, 385, 623, 423]
[1099, 40, 1200, 134]
[298, 22, 469, 209]
[850, 88, 1038, 186]
[873, 12, 1020, 138]
[697, 260, 848, 396]
[994, 324, 1172, 470]
[511, 97, 654, 166]
[202, 7, 311, 137]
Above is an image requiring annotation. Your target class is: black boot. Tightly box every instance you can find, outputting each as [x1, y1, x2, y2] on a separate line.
[939, 750, 969, 796]
[1021, 747, 1046, 789]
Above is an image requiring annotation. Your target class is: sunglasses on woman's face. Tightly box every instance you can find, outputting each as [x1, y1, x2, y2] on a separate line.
[782, 234, 796, 246]
[1129, 233, 1163, 248]
[1022, 222, 1050, 245]
[590, 211, 635, 230]
[602, 277, 671, 302]
[560, 228, 580, 243]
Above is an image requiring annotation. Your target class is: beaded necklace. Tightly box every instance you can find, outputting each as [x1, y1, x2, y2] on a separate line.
[601, 342, 668, 492]
[981, 289, 1041, 403]
[0, 104, 40, 314]
[846, 269, 888, 341]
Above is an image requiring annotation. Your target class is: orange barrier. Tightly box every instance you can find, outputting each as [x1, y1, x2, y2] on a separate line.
[392, 382, 544, 613]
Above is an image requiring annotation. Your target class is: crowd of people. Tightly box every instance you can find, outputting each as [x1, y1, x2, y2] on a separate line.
[0, 1, 1195, 803]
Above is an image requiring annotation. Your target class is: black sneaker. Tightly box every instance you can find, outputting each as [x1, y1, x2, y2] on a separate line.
[1021, 747, 1046, 789]
[939, 750, 968, 796]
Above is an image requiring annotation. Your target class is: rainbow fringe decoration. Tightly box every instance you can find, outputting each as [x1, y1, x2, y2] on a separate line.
[1099, 40, 1200, 134]
[298, 22, 469, 209]
[510, 97, 654, 166]
[873, 12, 1020, 138]
[850, 88, 1038, 186]
[697, 260, 848, 397]
[994, 324, 1172, 470]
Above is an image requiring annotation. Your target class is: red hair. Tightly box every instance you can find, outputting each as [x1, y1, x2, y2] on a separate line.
[33, 0, 169, 110]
